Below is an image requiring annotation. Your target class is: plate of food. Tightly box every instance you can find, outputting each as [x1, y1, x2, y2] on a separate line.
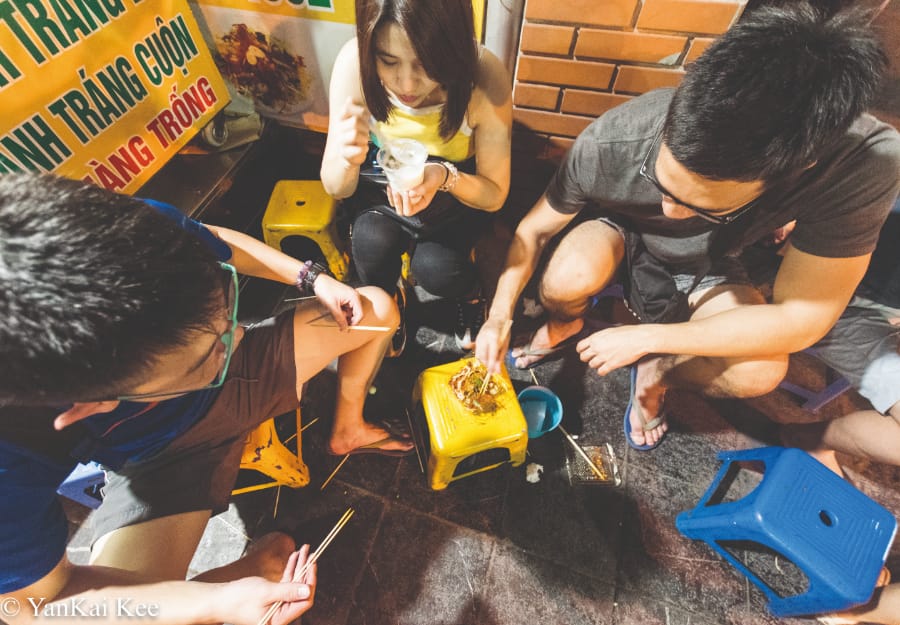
[448, 358, 507, 415]
[214, 23, 312, 116]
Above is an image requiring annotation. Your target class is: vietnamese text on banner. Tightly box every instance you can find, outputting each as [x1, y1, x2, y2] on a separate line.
[0, 0, 229, 194]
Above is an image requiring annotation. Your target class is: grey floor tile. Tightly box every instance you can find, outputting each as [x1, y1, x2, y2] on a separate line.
[390, 457, 511, 536]
[347, 506, 494, 625]
[617, 463, 747, 620]
[612, 594, 726, 625]
[502, 456, 625, 583]
[292, 486, 387, 625]
[188, 505, 250, 577]
[479, 542, 617, 625]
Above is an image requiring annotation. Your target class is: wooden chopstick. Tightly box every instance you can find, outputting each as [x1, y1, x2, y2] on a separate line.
[283, 294, 319, 302]
[308, 323, 393, 332]
[558, 425, 607, 481]
[256, 508, 355, 625]
[319, 454, 350, 491]
[478, 319, 514, 394]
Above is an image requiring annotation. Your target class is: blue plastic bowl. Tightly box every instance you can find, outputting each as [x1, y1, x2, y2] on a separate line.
[517, 385, 564, 438]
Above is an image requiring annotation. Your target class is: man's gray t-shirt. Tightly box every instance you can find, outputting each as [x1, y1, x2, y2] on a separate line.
[545, 88, 900, 272]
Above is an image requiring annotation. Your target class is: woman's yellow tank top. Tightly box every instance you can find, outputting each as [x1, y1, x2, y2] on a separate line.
[375, 94, 474, 163]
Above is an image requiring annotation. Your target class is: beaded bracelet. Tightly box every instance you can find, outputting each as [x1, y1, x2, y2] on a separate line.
[295, 261, 333, 293]
[438, 161, 459, 192]
[302, 262, 332, 292]
[294, 260, 314, 292]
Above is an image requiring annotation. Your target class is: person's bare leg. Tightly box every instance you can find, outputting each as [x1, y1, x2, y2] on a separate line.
[91, 511, 295, 584]
[627, 284, 789, 447]
[824, 583, 900, 625]
[290, 286, 408, 454]
[193, 532, 297, 583]
[511, 220, 623, 368]
[91, 511, 212, 580]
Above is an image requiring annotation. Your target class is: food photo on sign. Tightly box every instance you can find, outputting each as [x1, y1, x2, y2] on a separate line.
[189, 0, 356, 131]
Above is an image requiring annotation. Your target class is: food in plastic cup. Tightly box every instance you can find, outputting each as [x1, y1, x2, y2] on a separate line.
[376, 138, 428, 191]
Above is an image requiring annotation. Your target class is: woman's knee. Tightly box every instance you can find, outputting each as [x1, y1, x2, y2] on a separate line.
[352, 212, 405, 256]
[409, 246, 475, 298]
[358, 285, 400, 328]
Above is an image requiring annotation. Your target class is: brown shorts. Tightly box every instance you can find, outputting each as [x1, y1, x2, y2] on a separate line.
[92, 309, 300, 544]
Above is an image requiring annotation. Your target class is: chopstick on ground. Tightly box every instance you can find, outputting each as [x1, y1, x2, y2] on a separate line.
[256, 508, 355, 625]
[319, 454, 350, 491]
[558, 425, 607, 481]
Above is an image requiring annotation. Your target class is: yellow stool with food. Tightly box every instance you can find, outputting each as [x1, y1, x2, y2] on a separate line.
[412, 357, 528, 490]
[261, 180, 349, 281]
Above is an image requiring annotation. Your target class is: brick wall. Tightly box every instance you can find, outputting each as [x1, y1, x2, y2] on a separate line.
[512, 0, 748, 160]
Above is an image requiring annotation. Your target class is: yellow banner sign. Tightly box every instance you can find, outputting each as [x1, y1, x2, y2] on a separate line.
[0, 0, 229, 194]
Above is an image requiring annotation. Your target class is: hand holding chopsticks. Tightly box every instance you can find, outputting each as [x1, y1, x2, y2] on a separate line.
[478, 319, 514, 394]
[256, 508, 355, 625]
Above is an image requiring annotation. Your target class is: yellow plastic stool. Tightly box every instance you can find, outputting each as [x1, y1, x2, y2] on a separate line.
[413, 357, 528, 490]
[262, 180, 349, 281]
[232, 409, 310, 496]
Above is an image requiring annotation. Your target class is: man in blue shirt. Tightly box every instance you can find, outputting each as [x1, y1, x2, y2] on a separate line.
[0, 173, 408, 624]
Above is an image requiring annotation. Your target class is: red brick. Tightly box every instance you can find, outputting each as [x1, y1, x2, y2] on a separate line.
[540, 136, 576, 161]
[561, 90, 632, 116]
[576, 29, 686, 64]
[516, 56, 615, 90]
[525, 0, 639, 28]
[513, 108, 594, 138]
[614, 66, 685, 93]
[685, 37, 715, 63]
[521, 24, 575, 56]
[636, 0, 743, 35]
[513, 84, 560, 110]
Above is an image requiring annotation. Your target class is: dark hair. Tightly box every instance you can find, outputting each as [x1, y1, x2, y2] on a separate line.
[0, 174, 223, 405]
[664, 2, 887, 183]
[356, 0, 478, 141]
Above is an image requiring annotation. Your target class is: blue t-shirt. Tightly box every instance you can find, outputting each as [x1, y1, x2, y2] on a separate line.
[0, 200, 232, 593]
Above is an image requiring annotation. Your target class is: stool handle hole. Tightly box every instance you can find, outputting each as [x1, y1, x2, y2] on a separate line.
[295, 200, 306, 207]
[818, 510, 834, 527]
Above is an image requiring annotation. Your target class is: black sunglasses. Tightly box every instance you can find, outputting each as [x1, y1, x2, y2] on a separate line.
[639, 133, 760, 225]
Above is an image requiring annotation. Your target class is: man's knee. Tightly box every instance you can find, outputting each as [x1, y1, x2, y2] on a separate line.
[358, 285, 400, 327]
[538, 256, 608, 315]
[722, 354, 789, 398]
[539, 222, 622, 310]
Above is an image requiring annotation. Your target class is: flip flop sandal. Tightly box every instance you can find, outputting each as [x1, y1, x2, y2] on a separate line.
[328, 434, 415, 458]
[506, 319, 611, 370]
[623, 365, 667, 451]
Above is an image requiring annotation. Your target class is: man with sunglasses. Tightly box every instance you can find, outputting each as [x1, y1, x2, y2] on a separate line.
[476, 3, 900, 451]
[0, 173, 407, 624]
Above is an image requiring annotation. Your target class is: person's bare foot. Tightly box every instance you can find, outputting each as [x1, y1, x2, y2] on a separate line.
[242, 532, 297, 582]
[510, 318, 584, 369]
[328, 421, 413, 456]
[627, 358, 668, 448]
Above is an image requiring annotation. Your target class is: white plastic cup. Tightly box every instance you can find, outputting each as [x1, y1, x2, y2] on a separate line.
[376, 138, 428, 191]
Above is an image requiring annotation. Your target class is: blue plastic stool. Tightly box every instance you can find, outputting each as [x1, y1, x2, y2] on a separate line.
[676, 447, 896, 617]
[779, 349, 852, 412]
[57, 462, 105, 509]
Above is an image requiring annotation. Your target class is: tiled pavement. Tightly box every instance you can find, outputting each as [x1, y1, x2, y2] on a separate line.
[62, 126, 900, 625]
